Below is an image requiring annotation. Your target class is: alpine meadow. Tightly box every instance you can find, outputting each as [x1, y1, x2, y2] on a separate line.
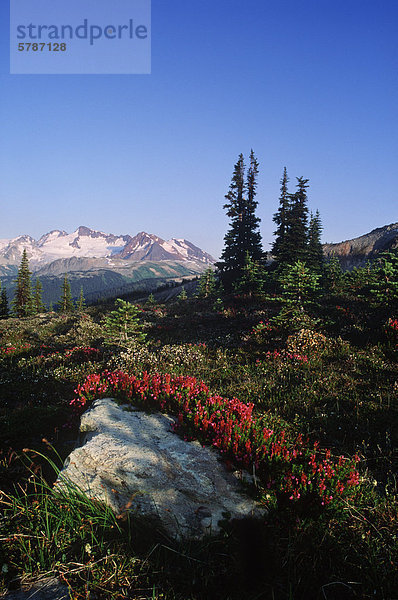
[1, 1, 397, 599]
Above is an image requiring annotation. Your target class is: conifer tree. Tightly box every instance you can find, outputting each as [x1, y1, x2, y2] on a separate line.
[307, 210, 323, 271]
[272, 167, 291, 265]
[370, 249, 398, 309]
[198, 268, 216, 298]
[103, 298, 146, 347]
[178, 286, 188, 301]
[279, 260, 321, 309]
[324, 255, 345, 294]
[285, 177, 310, 264]
[33, 278, 46, 313]
[218, 153, 246, 285]
[60, 273, 74, 312]
[13, 249, 33, 317]
[76, 286, 86, 311]
[146, 293, 156, 306]
[234, 252, 265, 296]
[244, 150, 264, 262]
[217, 152, 264, 288]
[0, 285, 8, 319]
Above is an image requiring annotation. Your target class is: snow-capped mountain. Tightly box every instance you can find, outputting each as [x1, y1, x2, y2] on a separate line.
[0, 226, 215, 268]
[119, 232, 214, 264]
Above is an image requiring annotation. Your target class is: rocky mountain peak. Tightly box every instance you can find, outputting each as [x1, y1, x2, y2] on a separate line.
[38, 230, 68, 246]
[75, 226, 108, 239]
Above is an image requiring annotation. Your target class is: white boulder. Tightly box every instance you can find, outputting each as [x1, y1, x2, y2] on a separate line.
[58, 398, 264, 538]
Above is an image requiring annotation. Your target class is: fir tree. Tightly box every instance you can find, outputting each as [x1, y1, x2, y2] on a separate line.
[217, 151, 263, 287]
[285, 177, 310, 264]
[103, 298, 146, 347]
[370, 249, 398, 309]
[60, 273, 74, 312]
[324, 255, 345, 294]
[234, 252, 265, 296]
[178, 287, 188, 301]
[13, 249, 33, 317]
[33, 278, 46, 313]
[218, 153, 245, 283]
[272, 167, 291, 265]
[76, 286, 86, 311]
[244, 150, 264, 262]
[307, 210, 323, 271]
[146, 293, 156, 306]
[198, 268, 216, 298]
[0, 286, 9, 319]
[279, 260, 321, 309]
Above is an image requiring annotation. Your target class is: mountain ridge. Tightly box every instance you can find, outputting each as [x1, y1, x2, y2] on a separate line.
[0, 226, 215, 305]
[0, 226, 215, 270]
[323, 221, 398, 269]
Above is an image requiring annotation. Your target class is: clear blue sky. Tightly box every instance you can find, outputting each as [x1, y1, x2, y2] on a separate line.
[1, 0, 397, 258]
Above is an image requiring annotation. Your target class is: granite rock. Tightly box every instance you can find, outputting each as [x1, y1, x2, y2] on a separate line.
[57, 398, 264, 539]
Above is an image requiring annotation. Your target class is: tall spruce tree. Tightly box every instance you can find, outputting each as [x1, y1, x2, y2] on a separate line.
[218, 153, 245, 283]
[272, 167, 291, 265]
[76, 286, 86, 312]
[307, 210, 323, 271]
[60, 273, 74, 312]
[217, 151, 263, 287]
[13, 249, 33, 317]
[33, 278, 46, 313]
[283, 177, 310, 265]
[244, 150, 264, 261]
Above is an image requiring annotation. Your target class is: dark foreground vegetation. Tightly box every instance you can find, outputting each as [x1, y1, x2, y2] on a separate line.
[0, 268, 397, 599]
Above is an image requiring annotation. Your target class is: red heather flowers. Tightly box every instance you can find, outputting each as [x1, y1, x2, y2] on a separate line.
[0, 343, 32, 356]
[71, 370, 361, 511]
[386, 318, 398, 336]
[251, 320, 273, 337]
[262, 349, 308, 363]
[64, 347, 101, 361]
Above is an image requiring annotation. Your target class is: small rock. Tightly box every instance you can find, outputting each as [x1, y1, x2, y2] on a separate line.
[2, 577, 69, 600]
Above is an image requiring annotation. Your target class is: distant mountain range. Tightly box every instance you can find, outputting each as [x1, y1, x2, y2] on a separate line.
[0, 226, 215, 305]
[0, 226, 214, 269]
[323, 222, 398, 270]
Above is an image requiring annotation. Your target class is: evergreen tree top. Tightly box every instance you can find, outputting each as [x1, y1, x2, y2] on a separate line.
[219, 151, 264, 287]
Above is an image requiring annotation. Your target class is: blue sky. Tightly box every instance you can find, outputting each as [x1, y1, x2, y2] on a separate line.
[1, 0, 397, 258]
